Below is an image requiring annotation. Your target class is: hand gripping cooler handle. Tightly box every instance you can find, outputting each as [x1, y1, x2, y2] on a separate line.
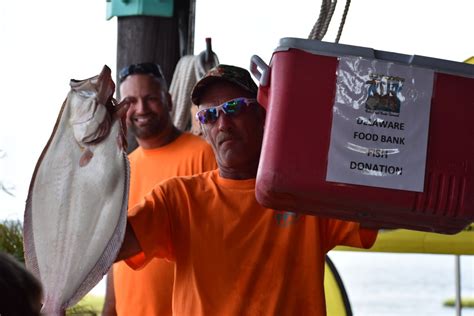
[250, 55, 270, 87]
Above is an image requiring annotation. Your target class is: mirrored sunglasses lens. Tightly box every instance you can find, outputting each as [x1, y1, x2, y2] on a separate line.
[222, 99, 244, 115]
[198, 108, 218, 124]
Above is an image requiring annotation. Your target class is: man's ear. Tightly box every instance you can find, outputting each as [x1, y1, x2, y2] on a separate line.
[200, 123, 208, 139]
[165, 92, 173, 112]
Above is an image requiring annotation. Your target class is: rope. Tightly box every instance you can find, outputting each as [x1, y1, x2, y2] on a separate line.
[169, 51, 219, 131]
[308, 0, 351, 43]
[335, 0, 351, 43]
[308, 0, 336, 40]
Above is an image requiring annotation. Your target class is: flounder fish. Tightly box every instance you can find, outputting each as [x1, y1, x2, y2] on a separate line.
[23, 65, 129, 315]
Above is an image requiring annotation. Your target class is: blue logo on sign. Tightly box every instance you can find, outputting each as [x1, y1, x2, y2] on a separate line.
[365, 73, 404, 116]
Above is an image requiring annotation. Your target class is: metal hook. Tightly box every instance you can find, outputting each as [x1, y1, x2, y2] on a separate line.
[205, 37, 213, 63]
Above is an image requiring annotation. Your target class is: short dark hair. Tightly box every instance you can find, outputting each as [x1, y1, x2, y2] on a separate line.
[0, 252, 43, 315]
[118, 62, 166, 86]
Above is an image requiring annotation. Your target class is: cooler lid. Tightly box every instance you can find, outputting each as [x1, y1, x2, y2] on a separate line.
[275, 37, 474, 78]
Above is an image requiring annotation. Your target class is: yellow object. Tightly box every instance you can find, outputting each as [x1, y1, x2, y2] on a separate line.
[67, 295, 104, 315]
[465, 56, 474, 64]
[336, 223, 474, 255]
[324, 256, 351, 316]
[443, 297, 474, 307]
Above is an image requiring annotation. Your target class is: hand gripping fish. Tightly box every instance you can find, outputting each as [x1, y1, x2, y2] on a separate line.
[23, 65, 129, 315]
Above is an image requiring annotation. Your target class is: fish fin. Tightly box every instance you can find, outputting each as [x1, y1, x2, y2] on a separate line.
[116, 115, 128, 152]
[79, 149, 94, 167]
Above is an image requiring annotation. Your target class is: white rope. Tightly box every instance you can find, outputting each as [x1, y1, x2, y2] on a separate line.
[169, 51, 219, 131]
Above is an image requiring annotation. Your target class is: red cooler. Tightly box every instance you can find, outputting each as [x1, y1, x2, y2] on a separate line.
[250, 37, 474, 234]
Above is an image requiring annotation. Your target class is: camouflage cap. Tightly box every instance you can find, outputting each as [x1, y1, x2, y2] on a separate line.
[191, 64, 258, 105]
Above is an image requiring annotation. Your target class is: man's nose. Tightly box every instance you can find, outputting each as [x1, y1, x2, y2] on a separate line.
[216, 110, 233, 131]
[134, 98, 148, 113]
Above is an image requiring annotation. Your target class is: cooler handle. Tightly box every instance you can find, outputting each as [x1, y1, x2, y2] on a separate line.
[250, 55, 270, 87]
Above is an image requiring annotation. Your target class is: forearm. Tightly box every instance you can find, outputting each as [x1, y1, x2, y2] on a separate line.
[101, 270, 117, 316]
[115, 221, 142, 262]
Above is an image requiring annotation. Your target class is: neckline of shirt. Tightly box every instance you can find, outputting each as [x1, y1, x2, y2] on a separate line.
[211, 169, 256, 191]
[139, 132, 190, 154]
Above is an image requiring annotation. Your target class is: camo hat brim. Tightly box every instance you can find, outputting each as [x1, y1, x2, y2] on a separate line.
[191, 64, 258, 105]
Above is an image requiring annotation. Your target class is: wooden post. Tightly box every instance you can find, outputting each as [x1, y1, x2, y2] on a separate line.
[116, 0, 195, 152]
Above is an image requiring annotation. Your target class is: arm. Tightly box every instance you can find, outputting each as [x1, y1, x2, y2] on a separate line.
[115, 221, 142, 262]
[322, 218, 378, 252]
[101, 270, 117, 316]
[103, 222, 141, 315]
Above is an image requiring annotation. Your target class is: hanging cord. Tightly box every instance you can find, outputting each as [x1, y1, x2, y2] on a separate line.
[335, 0, 351, 43]
[308, 0, 337, 40]
[308, 0, 351, 43]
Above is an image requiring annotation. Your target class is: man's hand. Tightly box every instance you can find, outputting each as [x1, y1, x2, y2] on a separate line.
[115, 221, 142, 262]
[113, 99, 130, 119]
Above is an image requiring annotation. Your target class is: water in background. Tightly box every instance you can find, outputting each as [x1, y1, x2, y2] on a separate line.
[328, 251, 474, 316]
[89, 251, 473, 315]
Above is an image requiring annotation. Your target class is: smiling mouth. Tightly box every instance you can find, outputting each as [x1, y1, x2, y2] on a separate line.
[133, 115, 153, 125]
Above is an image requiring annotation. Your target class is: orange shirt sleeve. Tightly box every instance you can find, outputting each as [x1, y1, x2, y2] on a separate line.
[126, 186, 175, 269]
[320, 218, 378, 253]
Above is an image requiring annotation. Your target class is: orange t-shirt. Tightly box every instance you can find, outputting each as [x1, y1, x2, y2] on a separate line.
[113, 133, 216, 316]
[128, 170, 377, 315]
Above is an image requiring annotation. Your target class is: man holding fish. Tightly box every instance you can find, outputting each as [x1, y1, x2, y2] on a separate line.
[103, 62, 217, 316]
[116, 64, 377, 315]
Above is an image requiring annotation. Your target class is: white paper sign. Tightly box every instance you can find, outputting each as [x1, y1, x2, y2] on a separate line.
[326, 56, 434, 192]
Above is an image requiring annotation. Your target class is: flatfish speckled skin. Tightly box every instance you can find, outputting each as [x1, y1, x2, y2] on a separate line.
[23, 66, 129, 315]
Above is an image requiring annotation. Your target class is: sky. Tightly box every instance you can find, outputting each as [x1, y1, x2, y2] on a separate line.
[1, 0, 473, 220]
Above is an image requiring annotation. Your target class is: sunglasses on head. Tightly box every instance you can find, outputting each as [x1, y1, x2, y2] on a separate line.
[118, 63, 164, 83]
[195, 97, 257, 124]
